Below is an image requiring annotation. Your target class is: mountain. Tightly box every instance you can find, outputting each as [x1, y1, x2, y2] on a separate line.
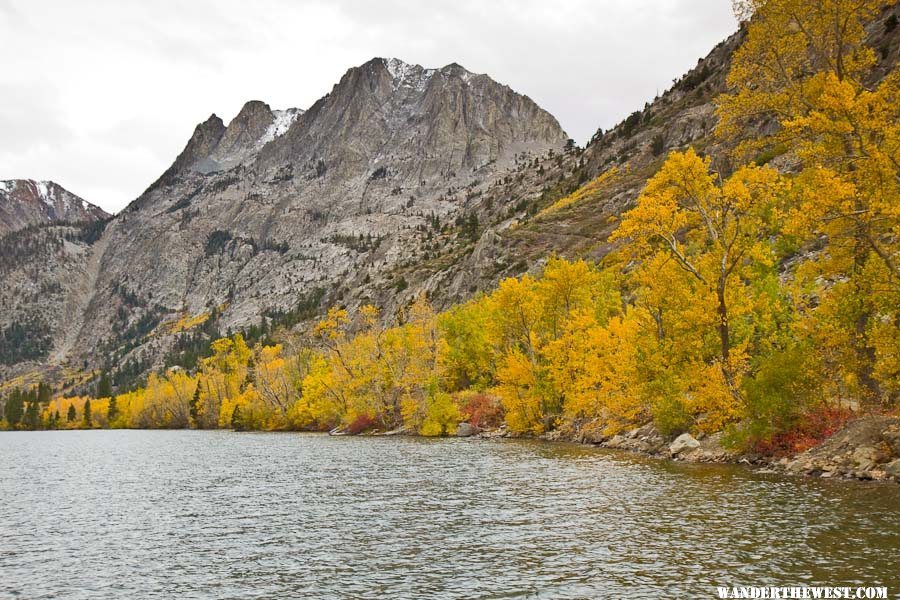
[0, 179, 108, 235]
[0, 57, 570, 387]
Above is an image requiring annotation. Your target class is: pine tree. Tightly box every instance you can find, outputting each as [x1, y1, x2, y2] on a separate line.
[189, 384, 201, 428]
[37, 382, 51, 404]
[466, 214, 479, 241]
[107, 395, 119, 424]
[66, 403, 76, 423]
[231, 404, 243, 431]
[82, 399, 92, 428]
[24, 401, 40, 430]
[4, 389, 24, 427]
[96, 372, 112, 398]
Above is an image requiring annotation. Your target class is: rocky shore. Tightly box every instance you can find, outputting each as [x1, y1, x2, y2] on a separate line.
[466, 415, 900, 484]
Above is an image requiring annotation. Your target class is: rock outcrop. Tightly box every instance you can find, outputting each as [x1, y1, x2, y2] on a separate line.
[782, 416, 900, 481]
[456, 423, 477, 437]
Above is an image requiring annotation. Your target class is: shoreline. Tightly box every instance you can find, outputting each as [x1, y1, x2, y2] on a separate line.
[472, 414, 900, 485]
[7, 415, 899, 484]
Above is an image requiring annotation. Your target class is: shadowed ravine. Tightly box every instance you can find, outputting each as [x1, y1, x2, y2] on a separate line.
[1, 431, 899, 599]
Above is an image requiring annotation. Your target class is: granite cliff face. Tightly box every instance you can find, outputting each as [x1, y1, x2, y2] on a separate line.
[0, 180, 108, 235]
[0, 57, 568, 384]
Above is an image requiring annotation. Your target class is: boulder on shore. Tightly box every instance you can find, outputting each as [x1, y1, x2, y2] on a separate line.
[606, 434, 627, 449]
[669, 433, 701, 456]
[883, 459, 900, 478]
[456, 422, 478, 437]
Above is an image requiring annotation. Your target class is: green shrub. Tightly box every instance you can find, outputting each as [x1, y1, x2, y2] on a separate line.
[732, 343, 823, 449]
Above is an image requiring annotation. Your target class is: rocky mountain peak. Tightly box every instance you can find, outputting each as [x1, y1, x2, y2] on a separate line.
[438, 62, 473, 78]
[149, 114, 226, 190]
[379, 57, 437, 89]
[142, 102, 307, 199]
[146, 55, 564, 194]
[375, 58, 483, 91]
[199, 100, 304, 174]
[258, 55, 567, 176]
[0, 179, 108, 234]
[210, 100, 274, 164]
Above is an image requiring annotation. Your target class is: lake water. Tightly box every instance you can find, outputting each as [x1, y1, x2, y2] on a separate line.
[1, 430, 899, 599]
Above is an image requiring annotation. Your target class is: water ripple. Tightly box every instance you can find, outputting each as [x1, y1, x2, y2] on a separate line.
[1, 431, 898, 599]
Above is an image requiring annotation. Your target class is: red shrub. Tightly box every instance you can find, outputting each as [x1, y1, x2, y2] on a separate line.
[347, 413, 376, 435]
[459, 393, 504, 429]
[752, 406, 854, 457]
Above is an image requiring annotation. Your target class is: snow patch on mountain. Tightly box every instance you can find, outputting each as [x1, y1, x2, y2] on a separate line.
[35, 180, 53, 207]
[383, 58, 436, 92]
[384, 57, 414, 80]
[258, 108, 303, 147]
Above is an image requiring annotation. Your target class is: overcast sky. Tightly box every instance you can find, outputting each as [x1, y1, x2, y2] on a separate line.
[1, 0, 737, 213]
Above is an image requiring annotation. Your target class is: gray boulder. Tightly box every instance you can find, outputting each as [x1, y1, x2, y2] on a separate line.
[883, 459, 900, 478]
[669, 433, 701, 456]
[852, 445, 879, 466]
[456, 422, 477, 437]
[606, 434, 627, 449]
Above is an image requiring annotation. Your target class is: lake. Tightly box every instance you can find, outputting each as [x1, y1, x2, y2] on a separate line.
[1, 430, 899, 599]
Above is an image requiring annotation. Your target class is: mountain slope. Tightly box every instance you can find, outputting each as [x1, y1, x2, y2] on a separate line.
[0, 221, 106, 388]
[436, 5, 899, 299]
[0, 180, 108, 235]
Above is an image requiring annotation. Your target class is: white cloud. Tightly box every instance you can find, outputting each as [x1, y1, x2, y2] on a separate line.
[0, 0, 736, 213]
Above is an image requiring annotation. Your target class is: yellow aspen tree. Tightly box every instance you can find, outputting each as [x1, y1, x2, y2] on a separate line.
[611, 149, 781, 392]
[719, 0, 899, 403]
[438, 296, 495, 391]
[546, 308, 646, 434]
[254, 344, 300, 425]
[197, 334, 251, 428]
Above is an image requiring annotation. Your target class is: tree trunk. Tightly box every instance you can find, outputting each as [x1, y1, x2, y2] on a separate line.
[852, 238, 881, 405]
[717, 279, 730, 365]
[717, 277, 737, 393]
